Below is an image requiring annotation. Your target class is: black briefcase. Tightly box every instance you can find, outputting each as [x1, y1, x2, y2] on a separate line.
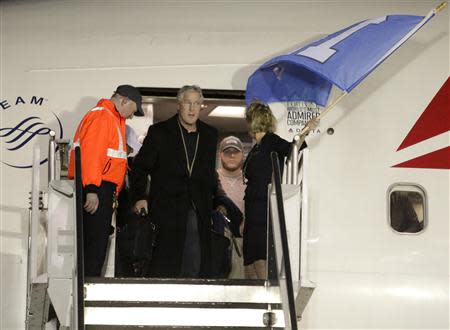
[116, 209, 158, 277]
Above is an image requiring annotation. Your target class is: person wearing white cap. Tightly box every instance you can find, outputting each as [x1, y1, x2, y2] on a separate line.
[217, 136, 245, 214]
[217, 136, 246, 279]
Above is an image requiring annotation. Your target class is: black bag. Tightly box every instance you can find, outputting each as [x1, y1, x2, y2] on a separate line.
[116, 208, 158, 277]
[210, 230, 232, 278]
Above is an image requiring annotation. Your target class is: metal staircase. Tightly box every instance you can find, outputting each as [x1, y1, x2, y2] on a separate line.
[25, 134, 315, 329]
[84, 278, 284, 329]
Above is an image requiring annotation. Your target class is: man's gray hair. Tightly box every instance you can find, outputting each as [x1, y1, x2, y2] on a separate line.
[177, 85, 204, 102]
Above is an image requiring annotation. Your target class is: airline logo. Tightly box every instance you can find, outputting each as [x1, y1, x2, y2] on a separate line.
[0, 96, 64, 169]
[286, 101, 321, 135]
[393, 77, 449, 170]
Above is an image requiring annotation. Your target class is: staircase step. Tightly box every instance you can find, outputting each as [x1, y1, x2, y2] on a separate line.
[85, 301, 282, 309]
[85, 278, 281, 304]
[83, 278, 285, 328]
[84, 305, 284, 328]
[86, 326, 284, 330]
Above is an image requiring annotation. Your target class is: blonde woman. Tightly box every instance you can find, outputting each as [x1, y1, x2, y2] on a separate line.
[242, 102, 316, 279]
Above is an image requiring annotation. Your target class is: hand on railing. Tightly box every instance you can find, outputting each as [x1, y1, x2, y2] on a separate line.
[295, 117, 320, 145]
[284, 117, 318, 185]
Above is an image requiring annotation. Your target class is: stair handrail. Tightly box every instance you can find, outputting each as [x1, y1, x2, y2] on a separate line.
[270, 151, 298, 329]
[74, 146, 85, 328]
[25, 147, 41, 328]
[48, 131, 57, 182]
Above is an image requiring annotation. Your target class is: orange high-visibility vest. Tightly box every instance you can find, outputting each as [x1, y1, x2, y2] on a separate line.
[68, 99, 127, 193]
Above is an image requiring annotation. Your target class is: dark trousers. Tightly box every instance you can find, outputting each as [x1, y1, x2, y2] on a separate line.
[83, 181, 116, 277]
[180, 208, 201, 278]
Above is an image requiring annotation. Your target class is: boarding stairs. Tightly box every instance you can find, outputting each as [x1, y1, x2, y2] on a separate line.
[25, 134, 315, 329]
[84, 278, 283, 329]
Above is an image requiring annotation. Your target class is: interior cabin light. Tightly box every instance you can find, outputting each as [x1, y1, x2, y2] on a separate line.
[208, 106, 245, 118]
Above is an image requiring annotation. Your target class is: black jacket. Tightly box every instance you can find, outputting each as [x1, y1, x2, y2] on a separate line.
[242, 132, 305, 265]
[131, 115, 218, 277]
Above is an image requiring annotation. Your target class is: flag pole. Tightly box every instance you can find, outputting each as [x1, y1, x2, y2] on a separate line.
[296, 91, 347, 139]
[296, 1, 448, 140]
[316, 91, 347, 121]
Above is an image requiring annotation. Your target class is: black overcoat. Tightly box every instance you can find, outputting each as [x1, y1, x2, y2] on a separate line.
[242, 133, 306, 265]
[130, 115, 218, 277]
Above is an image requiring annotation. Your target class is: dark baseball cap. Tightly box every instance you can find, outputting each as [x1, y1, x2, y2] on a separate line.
[220, 136, 243, 152]
[115, 85, 144, 116]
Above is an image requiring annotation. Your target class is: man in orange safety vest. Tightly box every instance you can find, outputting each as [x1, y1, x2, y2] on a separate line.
[68, 84, 143, 276]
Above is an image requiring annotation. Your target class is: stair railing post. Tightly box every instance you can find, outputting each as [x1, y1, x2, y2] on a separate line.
[291, 136, 300, 185]
[270, 151, 298, 330]
[74, 146, 85, 329]
[25, 147, 41, 329]
[48, 131, 56, 183]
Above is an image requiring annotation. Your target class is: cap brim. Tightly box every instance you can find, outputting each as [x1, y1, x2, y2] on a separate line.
[134, 103, 144, 117]
[222, 146, 242, 152]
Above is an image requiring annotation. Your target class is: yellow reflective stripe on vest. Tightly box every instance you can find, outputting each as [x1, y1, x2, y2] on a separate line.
[105, 122, 126, 159]
[106, 148, 127, 159]
[115, 126, 124, 151]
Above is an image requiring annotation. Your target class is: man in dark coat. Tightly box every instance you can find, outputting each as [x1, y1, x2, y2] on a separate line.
[131, 85, 218, 278]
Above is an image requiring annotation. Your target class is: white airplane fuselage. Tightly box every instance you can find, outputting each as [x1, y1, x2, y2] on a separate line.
[0, 1, 448, 329]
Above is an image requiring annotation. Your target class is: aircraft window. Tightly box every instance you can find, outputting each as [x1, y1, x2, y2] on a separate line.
[388, 184, 426, 234]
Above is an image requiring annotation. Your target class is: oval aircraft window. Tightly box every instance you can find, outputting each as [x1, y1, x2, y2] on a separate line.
[388, 184, 426, 234]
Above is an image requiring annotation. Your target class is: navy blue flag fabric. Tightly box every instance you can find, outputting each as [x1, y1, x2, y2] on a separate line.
[246, 14, 434, 107]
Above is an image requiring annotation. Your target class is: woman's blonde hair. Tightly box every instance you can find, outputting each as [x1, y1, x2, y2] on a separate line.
[245, 102, 276, 134]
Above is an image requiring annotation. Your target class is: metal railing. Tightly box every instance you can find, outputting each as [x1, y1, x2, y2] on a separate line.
[25, 147, 42, 329]
[270, 151, 298, 329]
[284, 135, 303, 185]
[267, 134, 309, 328]
[26, 133, 85, 329]
[74, 146, 85, 329]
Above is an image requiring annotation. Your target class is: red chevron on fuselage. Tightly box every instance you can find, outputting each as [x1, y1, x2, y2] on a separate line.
[393, 77, 450, 169]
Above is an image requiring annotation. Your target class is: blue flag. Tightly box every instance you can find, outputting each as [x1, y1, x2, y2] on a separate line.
[246, 13, 435, 107]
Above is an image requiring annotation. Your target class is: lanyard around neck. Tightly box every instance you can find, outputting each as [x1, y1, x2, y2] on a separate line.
[177, 119, 199, 177]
